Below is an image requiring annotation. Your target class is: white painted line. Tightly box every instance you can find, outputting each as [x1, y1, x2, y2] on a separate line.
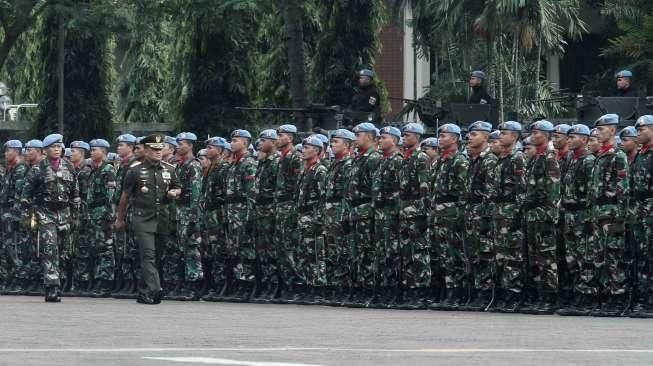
[143, 356, 321, 366]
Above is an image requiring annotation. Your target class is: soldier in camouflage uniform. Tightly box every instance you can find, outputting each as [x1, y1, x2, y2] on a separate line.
[0, 140, 29, 295]
[222, 129, 257, 301]
[552, 124, 573, 306]
[323, 129, 355, 304]
[370, 127, 403, 308]
[21, 134, 80, 302]
[171, 132, 204, 300]
[555, 124, 597, 316]
[522, 120, 561, 315]
[296, 135, 328, 303]
[84, 139, 117, 297]
[589, 114, 630, 317]
[21, 140, 45, 295]
[161, 135, 182, 297]
[619, 126, 639, 165]
[588, 128, 600, 156]
[487, 122, 526, 312]
[396, 123, 431, 309]
[251, 130, 280, 302]
[462, 121, 498, 311]
[429, 124, 470, 311]
[421, 138, 439, 166]
[629, 115, 653, 318]
[345, 122, 381, 306]
[273, 124, 302, 302]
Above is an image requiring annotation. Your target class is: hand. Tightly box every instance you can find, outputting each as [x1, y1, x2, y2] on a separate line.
[167, 189, 180, 199]
[114, 217, 126, 231]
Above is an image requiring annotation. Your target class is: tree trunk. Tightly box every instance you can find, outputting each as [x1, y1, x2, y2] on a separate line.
[0, 31, 20, 71]
[513, 35, 521, 116]
[283, 0, 309, 131]
[498, 35, 504, 123]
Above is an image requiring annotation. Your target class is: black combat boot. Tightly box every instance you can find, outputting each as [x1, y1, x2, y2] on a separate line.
[532, 293, 557, 315]
[164, 280, 184, 300]
[500, 290, 523, 313]
[45, 286, 61, 303]
[91, 280, 113, 298]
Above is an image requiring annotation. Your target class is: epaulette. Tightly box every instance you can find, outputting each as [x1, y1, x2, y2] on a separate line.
[130, 161, 142, 168]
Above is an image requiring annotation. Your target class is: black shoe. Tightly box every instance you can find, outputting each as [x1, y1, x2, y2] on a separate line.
[500, 291, 523, 313]
[164, 281, 184, 300]
[180, 281, 201, 301]
[91, 280, 113, 298]
[462, 290, 492, 312]
[137, 292, 157, 304]
[592, 295, 624, 317]
[45, 286, 61, 302]
[531, 294, 557, 315]
[630, 295, 653, 318]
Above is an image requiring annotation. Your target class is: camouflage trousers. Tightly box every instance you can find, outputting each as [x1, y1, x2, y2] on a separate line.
[351, 218, 378, 288]
[176, 205, 203, 282]
[204, 207, 227, 289]
[465, 208, 494, 291]
[115, 209, 140, 285]
[374, 212, 399, 288]
[274, 202, 298, 287]
[492, 215, 525, 294]
[399, 216, 431, 289]
[86, 208, 115, 281]
[432, 215, 467, 289]
[563, 211, 600, 295]
[162, 216, 182, 284]
[297, 210, 326, 287]
[594, 212, 627, 295]
[633, 215, 653, 297]
[526, 220, 558, 294]
[324, 203, 350, 288]
[226, 202, 254, 283]
[2, 220, 31, 282]
[255, 205, 277, 287]
[36, 207, 72, 287]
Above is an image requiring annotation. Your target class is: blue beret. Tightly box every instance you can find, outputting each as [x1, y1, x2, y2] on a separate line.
[615, 136, 623, 146]
[70, 140, 90, 151]
[498, 121, 523, 132]
[590, 128, 599, 137]
[4, 140, 22, 149]
[259, 129, 278, 140]
[277, 124, 298, 134]
[223, 142, 232, 152]
[522, 136, 534, 146]
[136, 136, 145, 144]
[616, 70, 633, 78]
[295, 143, 303, 152]
[359, 69, 375, 78]
[116, 134, 137, 144]
[421, 137, 439, 148]
[25, 139, 43, 149]
[205, 136, 226, 148]
[353, 122, 378, 136]
[568, 124, 591, 136]
[468, 121, 493, 133]
[164, 136, 178, 147]
[438, 123, 461, 136]
[89, 139, 110, 149]
[330, 129, 355, 141]
[64, 148, 72, 157]
[315, 134, 329, 145]
[402, 122, 425, 135]
[554, 124, 571, 135]
[107, 152, 119, 161]
[619, 126, 638, 138]
[471, 70, 486, 79]
[380, 126, 401, 138]
[231, 129, 252, 139]
[489, 130, 501, 140]
[303, 135, 324, 150]
[43, 134, 64, 148]
[176, 132, 197, 142]
[635, 115, 653, 128]
[531, 120, 555, 133]
[595, 114, 619, 127]
[198, 148, 208, 157]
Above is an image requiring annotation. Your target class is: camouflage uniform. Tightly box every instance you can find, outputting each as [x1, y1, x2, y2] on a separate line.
[202, 159, 228, 296]
[324, 154, 353, 289]
[175, 156, 204, 284]
[0, 159, 29, 291]
[346, 147, 381, 290]
[113, 156, 139, 295]
[161, 159, 181, 291]
[630, 143, 653, 311]
[71, 162, 92, 289]
[253, 152, 280, 294]
[556, 149, 574, 300]
[296, 160, 327, 287]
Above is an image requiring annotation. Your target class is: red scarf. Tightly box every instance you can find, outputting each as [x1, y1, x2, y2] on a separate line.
[556, 148, 568, 161]
[6, 158, 17, 171]
[573, 148, 586, 160]
[641, 143, 652, 155]
[303, 157, 319, 173]
[280, 145, 292, 159]
[598, 143, 614, 155]
[232, 151, 245, 164]
[50, 158, 61, 172]
[403, 147, 415, 160]
[440, 147, 457, 161]
[335, 151, 348, 161]
[535, 144, 547, 156]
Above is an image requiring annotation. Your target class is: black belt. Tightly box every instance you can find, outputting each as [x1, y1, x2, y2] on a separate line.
[256, 197, 274, 205]
[433, 195, 459, 204]
[563, 202, 588, 211]
[375, 200, 398, 208]
[594, 197, 619, 205]
[326, 196, 343, 203]
[633, 191, 653, 200]
[494, 196, 515, 204]
[225, 197, 246, 204]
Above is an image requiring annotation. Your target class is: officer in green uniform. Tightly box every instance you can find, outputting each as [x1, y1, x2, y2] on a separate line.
[115, 134, 180, 304]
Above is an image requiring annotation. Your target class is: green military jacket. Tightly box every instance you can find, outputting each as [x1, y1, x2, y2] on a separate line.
[524, 147, 560, 223]
[347, 146, 381, 221]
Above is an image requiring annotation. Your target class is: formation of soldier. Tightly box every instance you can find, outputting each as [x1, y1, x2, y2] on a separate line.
[0, 112, 651, 317]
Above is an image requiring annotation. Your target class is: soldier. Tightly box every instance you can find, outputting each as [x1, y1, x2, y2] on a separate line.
[552, 124, 573, 307]
[369, 126, 402, 308]
[222, 129, 257, 301]
[346, 122, 381, 306]
[133, 137, 146, 160]
[615, 70, 638, 97]
[274, 124, 302, 302]
[421, 138, 439, 165]
[522, 136, 536, 160]
[21, 140, 45, 295]
[350, 69, 382, 123]
[323, 129, 355, 304]
[487, 121, 526, 313]
[468, 70, 494, 105]
[429, 123, 470, 311]
[82, 139, 117, 297]
[0, 140, 29, 295]
[112, 134, 139, 299]
[629, 115, 653, 318]
[619, 126, 639, 165]
[588, 128, 600, 155]
[396, 123, 431, 309]
[162, 136, 178, 164]
[462, 121, 497, 311]
[554, 124, 597, 316]
[251, 130, 280, 302]
[21, 134, 80, 302]
[171, 132, 204, 300]
[296, 135, 328, 303]
[589, 114, 630, 317]
[488, 130, 502, 154]
[115, 134, 180, 304]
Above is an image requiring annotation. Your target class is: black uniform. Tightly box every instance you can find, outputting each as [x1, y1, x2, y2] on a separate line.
[350, 85, 382, 122]
[469, 86, 494, 105]
[615, 87, 638, 97]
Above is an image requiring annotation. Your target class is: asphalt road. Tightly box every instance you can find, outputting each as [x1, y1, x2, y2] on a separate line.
[1, 295, 653, 366]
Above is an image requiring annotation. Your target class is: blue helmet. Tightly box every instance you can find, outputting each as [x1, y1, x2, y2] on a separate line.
[4, 140, 22, 149]
[330, 129, 355, 141]
[176, 132, 198, 142]
[259, 129, 278, 140]
[471, 70, 486, 80]
[359, 69, 375, 79]
[554, 124, 571, 135]
[635, 115, 653, 128]
[468, 121, 493, 133]
[231, 129, 252, 139]
[568, 124, 591, 136]
[489, 130, 501, 140]
[353, 122, 378, 136]
[89, 139, 110, 149]
[380, 126, 402, 139]
[595, 113, 619, 127]
[116, 134, 137, 145]
[421, 137, 439, 148]
[616, 70, 633, 79]
[205, 136, 226, 148]
[530, 120, 555, 133]
[303, 135, 323, 150]
[70, 140, 90, 151]
[25, 139, 43, 149]
[402, 122, 425, 135]
[498, 121, 523, 132]
[43, 134, 64, 148]
[619, 126, 638, 139]
[164, 136, 178, 147]
[277, 124, 298, 134]
[438, 123, 462, 136]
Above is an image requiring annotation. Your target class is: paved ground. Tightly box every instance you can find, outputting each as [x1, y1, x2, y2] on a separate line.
[1, 295, 653, 366]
